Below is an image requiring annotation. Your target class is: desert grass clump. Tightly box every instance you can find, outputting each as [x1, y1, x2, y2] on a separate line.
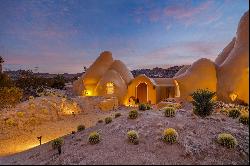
[77, 125, 85, 132]
[217, 133, 237, 149]
[164, 107, 176, 117]
[115, 112, 121, 118]
[52, 138, 64, 155]
[191, 89, 216, 117]
[88, 131, 101, 144]
[162, 128, 178, 144]
[127, 130, 139, 145]
[228, 108, 241, 119]
[105, 117, 112, 124]
[239, 113, 249, 125]
[128, 110, 138, 119]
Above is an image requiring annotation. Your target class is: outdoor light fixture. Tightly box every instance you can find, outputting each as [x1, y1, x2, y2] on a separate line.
[229, 93, 238, 102]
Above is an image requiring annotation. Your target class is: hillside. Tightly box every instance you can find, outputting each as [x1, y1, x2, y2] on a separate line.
[1, 102, 248, 165]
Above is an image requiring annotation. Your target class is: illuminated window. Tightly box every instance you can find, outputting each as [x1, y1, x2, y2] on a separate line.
[106, 82, 114, 94]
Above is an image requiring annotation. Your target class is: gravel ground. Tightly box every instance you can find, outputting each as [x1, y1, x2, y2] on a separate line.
[0, 102, 248, 165]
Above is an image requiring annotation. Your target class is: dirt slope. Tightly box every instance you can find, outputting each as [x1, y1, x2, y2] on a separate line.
[0, 103, 249, 165]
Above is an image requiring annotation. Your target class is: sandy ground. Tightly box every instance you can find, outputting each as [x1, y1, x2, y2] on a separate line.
[0, 102, 248, 165]
[0, 95, 124, 156]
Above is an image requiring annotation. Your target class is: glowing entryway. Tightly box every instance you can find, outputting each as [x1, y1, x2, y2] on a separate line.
[136, 83, 148, 103]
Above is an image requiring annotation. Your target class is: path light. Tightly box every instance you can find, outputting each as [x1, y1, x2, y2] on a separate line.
[37, 136, 42, 145]
[229, 93, 238, 102]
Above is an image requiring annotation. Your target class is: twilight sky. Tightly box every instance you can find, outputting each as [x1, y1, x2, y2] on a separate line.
[0, 0, 249, 74]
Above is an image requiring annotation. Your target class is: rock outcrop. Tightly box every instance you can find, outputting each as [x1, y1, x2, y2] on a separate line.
[216, 11, 249, 104]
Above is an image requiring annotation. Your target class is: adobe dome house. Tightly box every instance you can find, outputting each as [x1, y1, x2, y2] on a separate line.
[73, 11, 249, 105]
[73, 51, 180, 105]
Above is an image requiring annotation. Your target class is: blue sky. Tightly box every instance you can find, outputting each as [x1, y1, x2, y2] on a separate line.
[0, 0, 249, 73]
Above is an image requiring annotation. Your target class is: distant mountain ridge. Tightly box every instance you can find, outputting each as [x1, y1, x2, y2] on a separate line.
[131, 65, 184, 78]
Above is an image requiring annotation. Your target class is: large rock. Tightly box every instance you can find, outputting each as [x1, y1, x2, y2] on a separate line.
[174, 58, 217, 100]
[216, 11, 249, 104]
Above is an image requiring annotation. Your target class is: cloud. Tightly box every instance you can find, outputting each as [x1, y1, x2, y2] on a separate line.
[131, 0, 220, 27]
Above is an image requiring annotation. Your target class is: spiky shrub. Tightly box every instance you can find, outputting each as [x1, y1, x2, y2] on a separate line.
[217, 133, 237, 148]
[88, 131, 101, 144]
[138, 103, 147, 111]
[228, 108, 241, 119]
[164, 107, 176, 117]
[162, 128, 178, 144]
[128, 110, 138, 119]
[191, 89, 216, 117]
[52, 138, 63, 155]
[239, 113, 249, 125]
[115, 112, 121, 118]
[77, 125, 85, 132]
[127, 130, 139, 144]
[105, 117, 112, 124]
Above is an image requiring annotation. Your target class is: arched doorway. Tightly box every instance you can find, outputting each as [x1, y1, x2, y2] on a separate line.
[136, 83, 147, 103]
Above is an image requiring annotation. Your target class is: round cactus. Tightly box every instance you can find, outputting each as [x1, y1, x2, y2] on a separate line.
[239, 113, 249, 125]
[162, 128, 178, 144]
[127, 130, 139, 144]
[217, 133, 237, 148]
[105, 117, 112, 124]
[52, 138, 64, 149]
[138, 103, 147, 111]
[77, 124, 85, 132]
[128, 110, 138, 119]
[228, 108, 241, 119]
[88, 131, 101, 144]
[164, 107, 176, 117]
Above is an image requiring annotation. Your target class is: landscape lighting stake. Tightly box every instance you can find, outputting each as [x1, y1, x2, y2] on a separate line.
[37, 136, 42, 145]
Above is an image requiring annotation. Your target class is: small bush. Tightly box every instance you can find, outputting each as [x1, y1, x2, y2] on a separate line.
[127, 130, 139, 144]
[6, 118, 17, 127]
[164, 107, 176, 117]
[145, 103, 151, 110]
[138, 103, 147, 111]
[239, 113, 249, 125]
[162, 128, 178, 144]
[77, 125, 85, 132]
[217, 133, 237, 148]
[88, 131, 101, 144]
[52, 138, 64, 150]
[220, 108, 229, 115]
[191, 89, 216, 117]
[98, 119, 103, 123]
[105, 117, 112, 124]
[17, 112, 24, 118]
[228, 108, 240, 119]
[115, 112, 121, 118]
[128, 110, 138, 119]
[0, 87, 23, 109]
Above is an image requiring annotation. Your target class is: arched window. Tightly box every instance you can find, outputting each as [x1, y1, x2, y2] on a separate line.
[106, 82, 114, 94]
